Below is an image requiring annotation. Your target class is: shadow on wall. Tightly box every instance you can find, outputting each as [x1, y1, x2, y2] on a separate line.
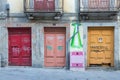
[0, 54, 7, 67]
[119, 52, 120, 69]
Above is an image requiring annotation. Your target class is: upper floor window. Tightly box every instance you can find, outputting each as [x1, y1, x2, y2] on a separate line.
[34, 0, 55, 11]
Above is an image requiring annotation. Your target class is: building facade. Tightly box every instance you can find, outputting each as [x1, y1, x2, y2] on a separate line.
[0, 0, 120, 70]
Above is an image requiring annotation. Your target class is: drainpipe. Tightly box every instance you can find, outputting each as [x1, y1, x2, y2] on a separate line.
[5, 3, 10, 18]
[24, 0, 26, 12]
[66, 0, 80, 69]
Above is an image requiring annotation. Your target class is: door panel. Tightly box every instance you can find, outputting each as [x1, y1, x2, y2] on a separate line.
[9, 35, 21, 57]
[21, 58, 31, 66]
[9, 28, 31, 66]
[21, 34, 31, 57]
[34, 0, 45, 11]
[34, 0, 55, 11]
[56, 34, 65, 57]
[45, 34, 55, 57]
[87, 27, 114, 67]
[9, 34, 21, 66]
[10, 58, 20, 66]
[21, 34, 31, 66]
[44, 34, 55, 67]
[45, 58, 55, 67]
[56, 34, 66, 67]
[46, 0, 55, 11]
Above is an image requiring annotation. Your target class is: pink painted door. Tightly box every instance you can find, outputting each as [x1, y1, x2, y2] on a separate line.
[34, 0, 55, 11]
[44, 32, 66, 67]
[44, 34, 55, 67]
[55, 34, 66, 67]
[9, 28, 31, 66]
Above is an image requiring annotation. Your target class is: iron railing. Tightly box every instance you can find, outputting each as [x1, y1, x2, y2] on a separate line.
[24, 0, 63, 12]
[80, 0, 120, 11]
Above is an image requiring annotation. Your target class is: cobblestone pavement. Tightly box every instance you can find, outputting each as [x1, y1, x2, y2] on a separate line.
[0, 67, 120, 80]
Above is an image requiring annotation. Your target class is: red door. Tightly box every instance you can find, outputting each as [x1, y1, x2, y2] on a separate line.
[44, 27, 66, 67]
[34, 0, 55, 11]
[8, 28, 31, 66]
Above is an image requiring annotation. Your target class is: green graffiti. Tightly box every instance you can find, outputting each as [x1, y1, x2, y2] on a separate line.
[71, 23, 83, 49]
[47, 45, 52, 50]
[72, 22, 81, 27]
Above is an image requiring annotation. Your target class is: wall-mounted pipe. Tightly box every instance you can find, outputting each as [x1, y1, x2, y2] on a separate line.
[5, 3, 10, 18]
[24, 0, 26, 12]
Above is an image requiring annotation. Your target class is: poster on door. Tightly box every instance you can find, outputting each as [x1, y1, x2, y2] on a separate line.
[70, 22, 85, 71]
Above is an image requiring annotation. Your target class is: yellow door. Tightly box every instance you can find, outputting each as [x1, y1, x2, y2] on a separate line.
[87, 27, 114, 67]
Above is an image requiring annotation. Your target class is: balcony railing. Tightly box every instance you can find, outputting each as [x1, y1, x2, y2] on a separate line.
[80, 0, 120, 12]
[24, 0, 63, 13]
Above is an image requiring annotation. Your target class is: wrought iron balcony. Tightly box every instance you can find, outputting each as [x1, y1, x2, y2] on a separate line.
[24, 0, 63, 19]
[80, 0, 120, 20]
[80, 0, 120, 12]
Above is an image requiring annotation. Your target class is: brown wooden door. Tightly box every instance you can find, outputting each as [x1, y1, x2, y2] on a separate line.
[87, 27, 114, 67]
[44, 28, 66, 67]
